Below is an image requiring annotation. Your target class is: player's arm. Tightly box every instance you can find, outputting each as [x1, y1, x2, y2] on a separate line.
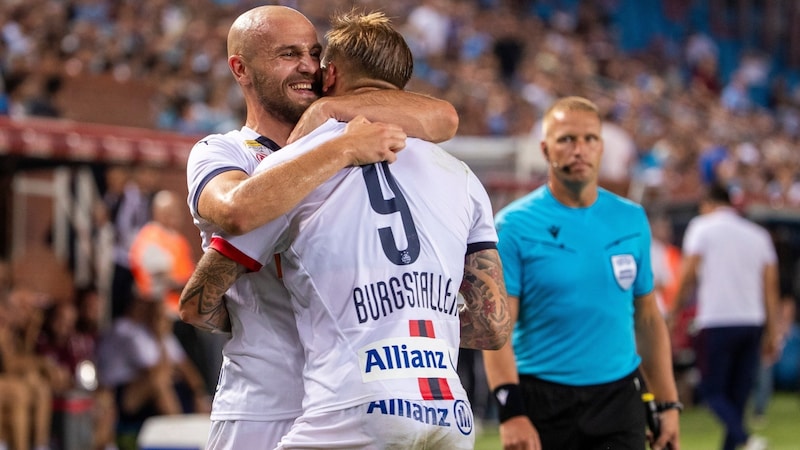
[459, 248, 510, 350]
[179, 248, 245, 333]
[288, 90, 458, 144]
[635, 291, 681, 450]
[672, 253, 699, 313]
[198, 117, 406, 235]
[482, 296, 542, 450]
[762, 261, 781, 360]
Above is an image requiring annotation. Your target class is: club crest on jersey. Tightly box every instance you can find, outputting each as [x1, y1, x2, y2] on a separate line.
[243, 139, 269, 161]
[611, 254, 637, 290]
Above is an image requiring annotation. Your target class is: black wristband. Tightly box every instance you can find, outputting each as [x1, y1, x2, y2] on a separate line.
[657, 401, 684, 413]
[493, 383, 527, 423]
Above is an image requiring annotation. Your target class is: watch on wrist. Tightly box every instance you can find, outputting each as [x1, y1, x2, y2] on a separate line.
[657, 401, 684, 413]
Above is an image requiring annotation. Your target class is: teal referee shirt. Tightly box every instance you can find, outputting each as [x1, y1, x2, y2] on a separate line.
[496, 186, 654, 386]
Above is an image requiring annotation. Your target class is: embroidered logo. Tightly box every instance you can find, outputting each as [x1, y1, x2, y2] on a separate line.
[548, 225, 560, 239]
[244, 139, 270, 161]
[244, 139, 263, 148]
[611, 254, 637, 290]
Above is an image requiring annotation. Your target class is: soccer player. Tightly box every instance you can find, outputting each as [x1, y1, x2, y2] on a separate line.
[184, 5, 459, 449]
[182, 10, 510, 449]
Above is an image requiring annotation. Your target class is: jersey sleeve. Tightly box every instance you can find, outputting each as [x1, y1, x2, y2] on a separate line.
[186, 134, 253, 218]
[202, 121, 344, 271]
[633, 206, 655, 298]
[210, 215, 291, 272]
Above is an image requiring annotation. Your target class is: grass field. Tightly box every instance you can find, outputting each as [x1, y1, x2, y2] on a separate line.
[475, 391, 800, 450]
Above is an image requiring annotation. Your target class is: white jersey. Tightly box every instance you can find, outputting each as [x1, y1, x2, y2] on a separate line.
[682, 207, 777, 329]
[186, 127, 303, 422]
[212, 119, 498, 416]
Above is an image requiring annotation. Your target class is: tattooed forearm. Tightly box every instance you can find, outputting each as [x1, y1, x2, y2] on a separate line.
[179, 249, 244, 333]
[459, 249, 511, 350]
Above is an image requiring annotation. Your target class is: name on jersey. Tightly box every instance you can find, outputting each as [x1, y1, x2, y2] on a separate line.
[353, 272, 457, 324]
[359, 337, 457, 382]
[366, 398, 450, 427]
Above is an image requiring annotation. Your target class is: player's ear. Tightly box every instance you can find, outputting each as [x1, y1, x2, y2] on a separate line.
[541, 143, 549, 161]
[322, 61, 336, 93]
[229, 54, 249, 85]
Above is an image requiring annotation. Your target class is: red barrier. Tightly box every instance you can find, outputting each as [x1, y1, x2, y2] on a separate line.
[0, 116, 200, 168]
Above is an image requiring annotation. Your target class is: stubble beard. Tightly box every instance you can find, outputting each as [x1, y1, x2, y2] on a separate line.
[253, 73, 313, 126]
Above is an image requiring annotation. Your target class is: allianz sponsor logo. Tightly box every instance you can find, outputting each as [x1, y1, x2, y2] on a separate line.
[366, 398, 474, 435]
[359, 337, 457, 381]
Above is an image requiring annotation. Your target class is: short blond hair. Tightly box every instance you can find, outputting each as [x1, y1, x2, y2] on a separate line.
[323, 10, 413, 89]
[542, 96, 601, 134]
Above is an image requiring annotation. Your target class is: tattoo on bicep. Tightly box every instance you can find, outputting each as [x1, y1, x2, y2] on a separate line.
[459, 250, 511, 349]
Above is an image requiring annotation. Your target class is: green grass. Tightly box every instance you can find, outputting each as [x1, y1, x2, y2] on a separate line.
[475, 391, 800, 450]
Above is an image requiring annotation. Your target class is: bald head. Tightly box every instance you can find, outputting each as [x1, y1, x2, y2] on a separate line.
[228, 6, 315, 59]
[541, 96, 601, 138]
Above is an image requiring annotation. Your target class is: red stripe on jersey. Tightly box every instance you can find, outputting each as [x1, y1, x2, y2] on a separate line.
[418, 378, 433, 400]
[418, 377, 454, 400]
[424, 320, 435, 338]
[409, 320, 435, 338]
[209, 237, 262, 272]
[274, 254, 282, 279]
[437, 378, 454, 399]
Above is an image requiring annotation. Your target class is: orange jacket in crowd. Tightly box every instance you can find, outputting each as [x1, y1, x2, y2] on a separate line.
[129, 222, 195, 316]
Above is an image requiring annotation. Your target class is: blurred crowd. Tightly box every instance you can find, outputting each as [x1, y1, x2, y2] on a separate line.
[1, 0, 800, 209]
[0, 163, 216, 450]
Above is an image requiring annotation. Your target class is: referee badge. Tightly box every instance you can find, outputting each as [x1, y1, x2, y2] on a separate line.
[611, 254, 637, 290]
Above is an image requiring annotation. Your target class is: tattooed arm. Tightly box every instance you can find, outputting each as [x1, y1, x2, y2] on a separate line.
[179, 248, 246, 333]
[459, 249, 511, 350]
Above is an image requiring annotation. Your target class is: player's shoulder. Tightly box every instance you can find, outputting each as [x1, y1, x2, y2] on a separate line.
[188, 128, 273, 171]
[405, 137, 471, 173]
[192, 128, 258, 151]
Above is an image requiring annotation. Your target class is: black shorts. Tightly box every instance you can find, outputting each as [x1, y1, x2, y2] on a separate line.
[519, 369, 646, 450]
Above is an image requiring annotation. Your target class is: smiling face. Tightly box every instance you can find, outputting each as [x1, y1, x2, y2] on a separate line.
[542, 100, 604, 196]
[230, 6, 322, 126]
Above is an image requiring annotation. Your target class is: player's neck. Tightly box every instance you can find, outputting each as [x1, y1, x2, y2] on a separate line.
[245, 113, 294, 147]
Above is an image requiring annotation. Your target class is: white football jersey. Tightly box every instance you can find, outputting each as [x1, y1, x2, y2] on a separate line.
[212, 119, 498, 416]
[186, 127, 303, 422]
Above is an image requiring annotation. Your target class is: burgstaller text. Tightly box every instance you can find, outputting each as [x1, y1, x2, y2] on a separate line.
[353, 271, 457, 323]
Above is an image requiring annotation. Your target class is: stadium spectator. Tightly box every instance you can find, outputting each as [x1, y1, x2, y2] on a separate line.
[129, 190, 222, 396]
[96, 293, 210, 450]
[0, 287, 54, 450]
[107, 166, 159, 320]
[1, 0, 799, 210]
